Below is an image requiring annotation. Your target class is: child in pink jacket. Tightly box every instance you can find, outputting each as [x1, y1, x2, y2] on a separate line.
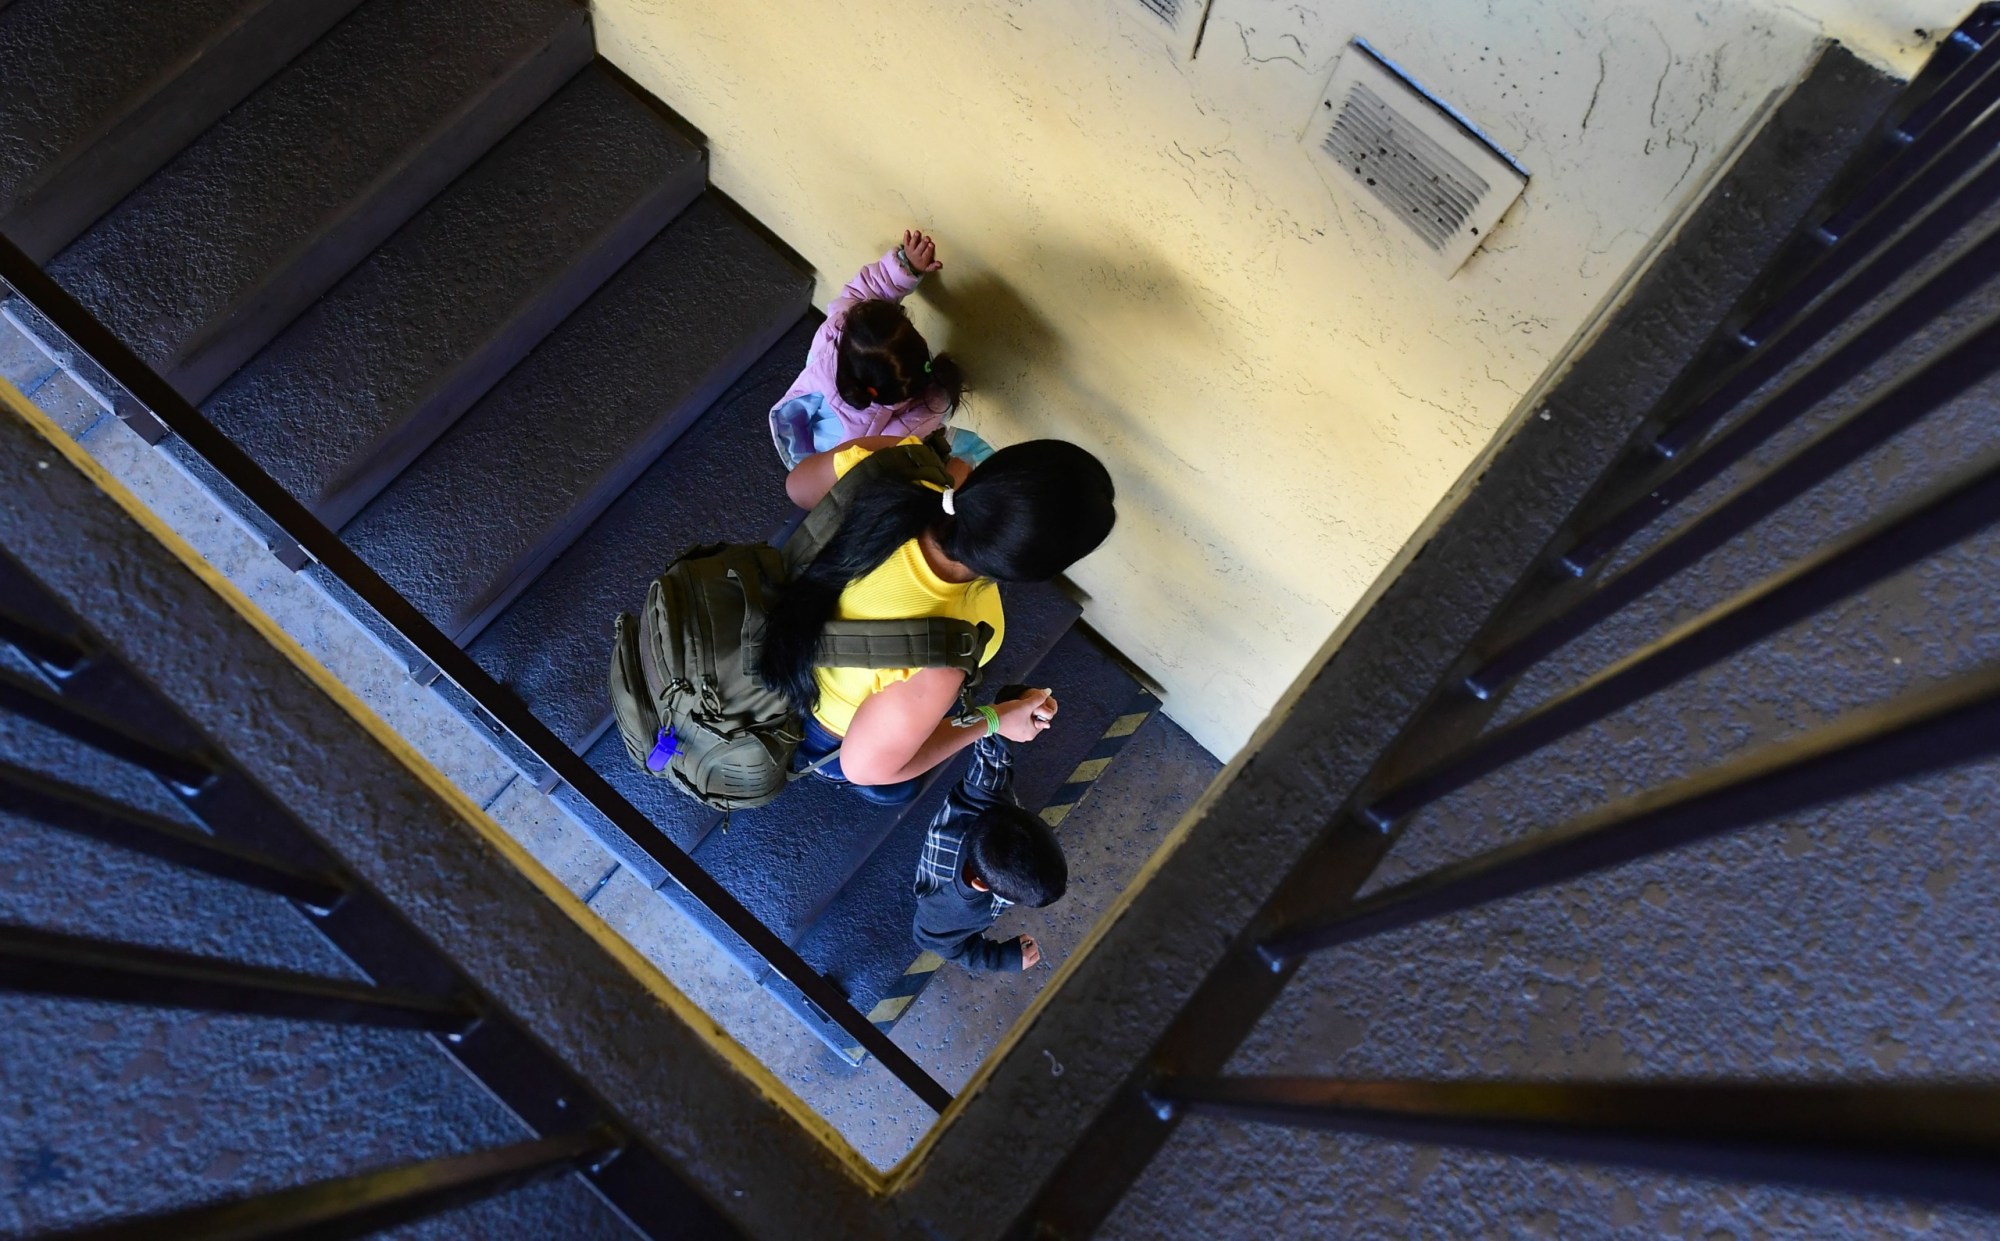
[769, 229, 988, 469]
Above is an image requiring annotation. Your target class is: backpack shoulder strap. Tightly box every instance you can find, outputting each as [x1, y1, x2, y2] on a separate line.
[783, 442, 953, 575]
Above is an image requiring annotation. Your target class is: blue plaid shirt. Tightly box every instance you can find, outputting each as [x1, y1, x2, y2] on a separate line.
[912, 735, 1023, 970]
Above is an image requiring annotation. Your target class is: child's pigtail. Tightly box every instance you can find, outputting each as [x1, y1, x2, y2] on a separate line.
[925, 352, 965, 415]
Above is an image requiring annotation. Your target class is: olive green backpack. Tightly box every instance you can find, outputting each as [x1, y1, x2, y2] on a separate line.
[608, 443, 991, 811]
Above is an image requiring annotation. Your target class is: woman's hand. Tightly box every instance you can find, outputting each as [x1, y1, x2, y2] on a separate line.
[901, 228, 943, 274]
[994, 688, 1058, 742]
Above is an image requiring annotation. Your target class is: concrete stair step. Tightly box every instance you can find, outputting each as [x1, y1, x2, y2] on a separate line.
[45, 0, 591, 401]
[341, 193, 811, 644]
[0, 0, 362, 260]
[466, 316, 814, 752]
[199, 64, 705, 529]
[774, 624, 1146, 1051]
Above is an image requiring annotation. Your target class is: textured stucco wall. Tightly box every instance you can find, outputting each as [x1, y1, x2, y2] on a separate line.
[1777, 0, 1976, 73]
[590, 0, 1951, 758]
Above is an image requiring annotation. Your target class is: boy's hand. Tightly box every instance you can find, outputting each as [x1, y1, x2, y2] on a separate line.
[1018, 935, 1042, 969]
[901, 228, 943, 273]
[995, 688, 1058, 742]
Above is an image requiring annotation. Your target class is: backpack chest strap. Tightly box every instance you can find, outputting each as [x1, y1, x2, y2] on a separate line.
[814, 617, 991, 672]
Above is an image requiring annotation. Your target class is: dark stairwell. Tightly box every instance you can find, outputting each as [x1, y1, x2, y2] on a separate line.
[0, 0, 1209, 1125]
[3, 0, 2000, 1237]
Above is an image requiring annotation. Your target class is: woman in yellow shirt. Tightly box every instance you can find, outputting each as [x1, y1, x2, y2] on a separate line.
[761, 435, 1116, 804]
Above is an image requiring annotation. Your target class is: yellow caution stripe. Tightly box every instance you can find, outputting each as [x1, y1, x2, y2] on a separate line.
[839, 690, 1157, 1064]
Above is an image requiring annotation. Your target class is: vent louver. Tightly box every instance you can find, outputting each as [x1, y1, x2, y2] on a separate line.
[1304, 42, 1528, 275]
[1124, 0, 1211, 59]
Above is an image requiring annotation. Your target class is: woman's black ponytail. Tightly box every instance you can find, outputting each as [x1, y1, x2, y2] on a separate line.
[759, 474, 944, 715]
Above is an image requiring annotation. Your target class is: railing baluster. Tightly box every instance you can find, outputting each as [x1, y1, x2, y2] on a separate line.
[0, 924, 474, 1031]
[1465, 308, 2000, 701]
[0, 602, 91, 676]
[0, 666, 216, 789]
[48, 1125, 623, 1241]
[1266, 660, 2000, 959]
[1889, 15, 2000, 144]
[1571, 205, 2000, 570]
[0, 762, 345, 907]
[1740, 100, 2000, 348]
[1372, 452, 2000, 823]
[1152, 1079, 2000, 1213]
[1819, 42, 2000, 239]
[1652, 144, 2000, 464]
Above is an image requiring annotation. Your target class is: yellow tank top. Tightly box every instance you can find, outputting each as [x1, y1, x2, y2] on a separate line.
[811, 440, 1005, 735]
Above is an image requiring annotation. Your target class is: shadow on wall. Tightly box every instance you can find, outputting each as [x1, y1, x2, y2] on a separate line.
[913, 247, 1311, 688]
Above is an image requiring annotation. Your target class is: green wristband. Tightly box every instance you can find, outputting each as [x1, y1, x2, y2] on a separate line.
[976, 704, 1001, 736]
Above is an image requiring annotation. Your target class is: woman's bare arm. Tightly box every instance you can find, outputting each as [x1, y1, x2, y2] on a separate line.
[837, 667, 974, 786]
[784, 437, 972, 509]
[839, 670, 1056, 786]
[785, 436, 911, 508]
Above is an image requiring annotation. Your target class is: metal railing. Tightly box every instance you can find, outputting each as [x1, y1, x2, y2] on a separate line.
[1022, 5, 2000, 1232]
[0, 233, 952, 1110]
[0, 549, 735, 1238]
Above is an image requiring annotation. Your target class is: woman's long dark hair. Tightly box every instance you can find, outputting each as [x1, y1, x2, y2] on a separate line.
[760, 440, 1117, 715]
[835, 299, 964, 414]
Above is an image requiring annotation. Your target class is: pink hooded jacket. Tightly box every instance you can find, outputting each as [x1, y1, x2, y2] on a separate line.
[768, 249, 952, 468]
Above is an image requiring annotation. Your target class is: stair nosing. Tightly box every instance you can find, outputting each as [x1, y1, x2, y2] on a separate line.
[308, 145, 707, 528]
[164, 7, 594, 401]
[2, 0, 366, 261]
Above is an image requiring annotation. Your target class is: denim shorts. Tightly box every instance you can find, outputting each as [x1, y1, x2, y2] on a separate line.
[796, 713, 919, 806]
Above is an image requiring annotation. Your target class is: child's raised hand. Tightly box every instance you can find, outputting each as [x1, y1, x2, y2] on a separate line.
[901, 228, 943, 274]
[1018, 935, 1042, 970]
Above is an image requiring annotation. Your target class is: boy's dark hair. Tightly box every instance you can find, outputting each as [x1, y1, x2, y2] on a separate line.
[835, 299, 964, 413]
[967, 804, 1067, 907]
[758, 440, 1117, 715]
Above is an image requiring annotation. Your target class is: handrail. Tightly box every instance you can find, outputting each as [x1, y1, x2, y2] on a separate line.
[0, 235, 953, 1111]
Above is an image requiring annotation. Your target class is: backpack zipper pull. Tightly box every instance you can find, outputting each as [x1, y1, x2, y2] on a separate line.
[645, 726, 681, 772]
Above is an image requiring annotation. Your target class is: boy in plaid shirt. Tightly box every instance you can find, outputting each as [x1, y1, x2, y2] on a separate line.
[912, 695, 1068, 972]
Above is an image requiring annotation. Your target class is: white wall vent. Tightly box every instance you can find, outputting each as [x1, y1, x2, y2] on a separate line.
[1304, 41, 1527, 276]
[1127, 0, 1215, 61]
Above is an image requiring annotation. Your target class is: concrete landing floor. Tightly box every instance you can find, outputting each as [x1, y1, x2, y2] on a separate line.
[1, 313, 1221, 1171]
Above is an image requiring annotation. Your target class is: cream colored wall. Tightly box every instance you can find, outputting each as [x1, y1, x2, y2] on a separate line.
[1778, 0, 1973, 73]
[594, 0, 1956, 759]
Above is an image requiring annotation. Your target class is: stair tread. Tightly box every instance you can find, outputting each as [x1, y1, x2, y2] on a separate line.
[342, 194, 810, 644]
[787, 626, 1142, 1015]
[0, 0, 361, 260]
[466, 316, 812, 750]
[46, 0, 589, 400]
[202, 64, 705, 529]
